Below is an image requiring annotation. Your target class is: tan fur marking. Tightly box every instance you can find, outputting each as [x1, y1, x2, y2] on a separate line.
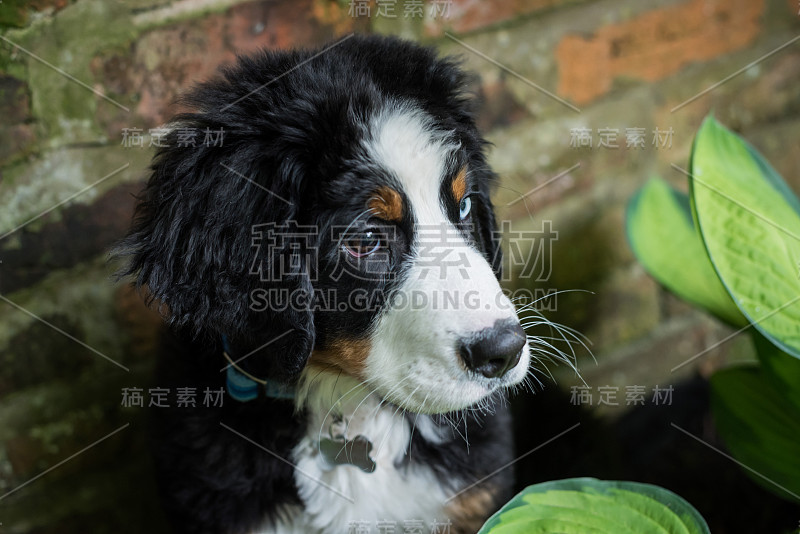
[445, 485, 500, 534]
[451, 167, 468, 203]
[368, 186, 403, 222]
[309, 338, 371, 379]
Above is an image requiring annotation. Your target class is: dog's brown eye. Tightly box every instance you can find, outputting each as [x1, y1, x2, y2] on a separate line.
[343, 230, 381, 258]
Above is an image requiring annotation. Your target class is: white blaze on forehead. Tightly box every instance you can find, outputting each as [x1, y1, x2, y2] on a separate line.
[366, 105, 459, 226]
[361, 105, 529, 414]
[365, 105, 510, 328]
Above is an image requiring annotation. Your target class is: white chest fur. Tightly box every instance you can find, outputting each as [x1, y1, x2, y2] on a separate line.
[254, 371, 455, 534]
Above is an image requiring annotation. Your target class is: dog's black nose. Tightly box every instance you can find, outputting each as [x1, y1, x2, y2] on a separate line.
[460, 322, 526, 378]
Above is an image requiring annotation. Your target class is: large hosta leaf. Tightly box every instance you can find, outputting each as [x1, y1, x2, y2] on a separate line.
[711, 365, 800, 502]
[690, 117, 800, 358]
[478, 478, 709, 534]
[626, 178, 745, 326]
[754, 332, 800, 414]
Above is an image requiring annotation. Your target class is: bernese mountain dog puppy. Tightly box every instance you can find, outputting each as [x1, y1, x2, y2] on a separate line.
[119, 34, 532, 534]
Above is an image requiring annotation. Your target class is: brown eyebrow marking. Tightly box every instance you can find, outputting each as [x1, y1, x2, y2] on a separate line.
[451, 166, 467, 202]
[368, 186, 403, 222]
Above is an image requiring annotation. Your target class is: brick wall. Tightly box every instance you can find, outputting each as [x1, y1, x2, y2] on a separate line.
[1, 0, 798, 532]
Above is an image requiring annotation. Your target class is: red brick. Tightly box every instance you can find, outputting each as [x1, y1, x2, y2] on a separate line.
[424, 0, 575, 36]
[556, 0, 765, 105]
[94, 0, 353, 131]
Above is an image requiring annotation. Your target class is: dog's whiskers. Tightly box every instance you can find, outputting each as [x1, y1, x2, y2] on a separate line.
[511, 291, 593, 391]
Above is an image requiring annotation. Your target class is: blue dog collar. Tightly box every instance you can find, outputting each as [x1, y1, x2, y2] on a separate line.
[222, 335, 295, 402]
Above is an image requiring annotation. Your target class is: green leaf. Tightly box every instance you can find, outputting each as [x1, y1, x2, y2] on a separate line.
[689, 116, 800, 358]
[754, 332, 800, 413]
[626, 178, 745, 326]
[711, 365, 800, 502]
[478, 478, 709, 534]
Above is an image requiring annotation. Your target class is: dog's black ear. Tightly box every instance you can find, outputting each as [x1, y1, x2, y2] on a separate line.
[116, 112, 315, 383]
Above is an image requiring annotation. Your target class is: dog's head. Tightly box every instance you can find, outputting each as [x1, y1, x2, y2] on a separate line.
[120, 35, 530, 414]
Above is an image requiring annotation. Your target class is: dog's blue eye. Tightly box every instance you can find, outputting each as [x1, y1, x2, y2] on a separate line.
[459, 196, 472, 220]
[344, 230, 381, 258]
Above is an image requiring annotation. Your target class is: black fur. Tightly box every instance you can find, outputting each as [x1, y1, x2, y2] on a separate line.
[118, 34, 513, 534]
[150, 329, 304, 533]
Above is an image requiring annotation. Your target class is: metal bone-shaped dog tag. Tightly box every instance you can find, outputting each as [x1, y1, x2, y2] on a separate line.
[319, 434, 377, 473]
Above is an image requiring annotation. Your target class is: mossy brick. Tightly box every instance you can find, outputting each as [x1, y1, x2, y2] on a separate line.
[0, 255, 134, 367]
[655, 35, 800, 135]
[0, 358, 168, 532]
[0, 74, 31, 124]
[547, 202, 636, 288]
[0, 369, 154, 499]
[505, 202, 646, 356]
[0, 74, 36, 166]
[5, 0, 139, 145]
[723, 51, 800, 132]
[0, 181, 145, 294]
[0, 444, 168, 534]
[495, 204, 626, 355]
[474, 74, 531, 133]
[0, 360, 153, 443]
[651, 43, 800, 185]
[8, 409, 130, 481]
[0, 313, 93, 398]
[3, 0, 318, 146]
[0, 145, 150, 241]
[519, 269, 659, 376]
[0, 0, 29, 28]
[437, 25, 563, 120]
[487, 87, 658, 220]
[486, 116, 582, 185]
